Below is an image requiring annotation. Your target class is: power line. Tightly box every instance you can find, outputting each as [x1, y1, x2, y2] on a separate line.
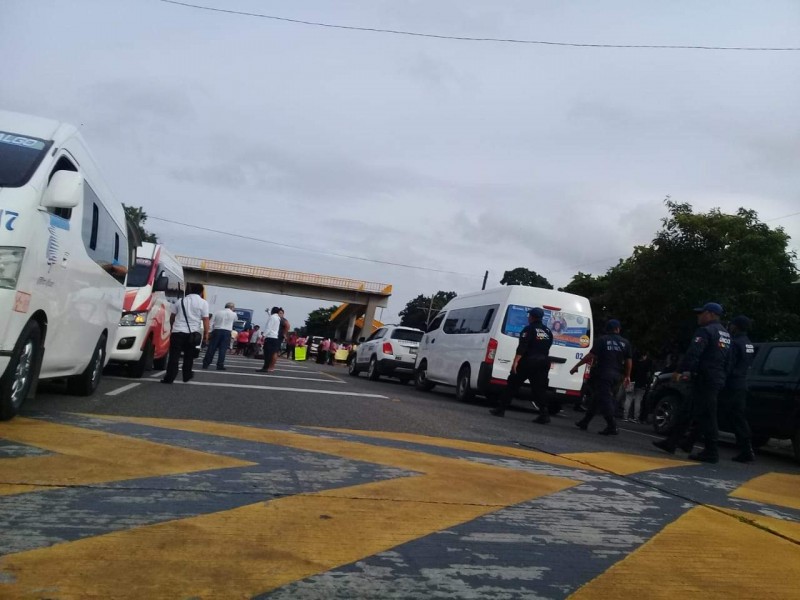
[158, 0, 800, 51]
[148, 215, 480, 278]
[766, 210, 800, 223]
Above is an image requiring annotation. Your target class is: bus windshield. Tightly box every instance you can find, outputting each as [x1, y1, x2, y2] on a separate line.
[502, 304, 591, 349]
[126, 258, 153, 288]
[0, 132, 52, 187]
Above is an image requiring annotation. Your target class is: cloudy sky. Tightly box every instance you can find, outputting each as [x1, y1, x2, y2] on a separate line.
[2, 0, 798, 328]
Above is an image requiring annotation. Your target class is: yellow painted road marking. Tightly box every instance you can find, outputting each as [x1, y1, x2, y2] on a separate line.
[715, 506, 800, 545]
[569, 505, 800, 599]
[730, 472, 800, 512]
[560, 451, 695, 475]
[0, 417, 253, 496]
[0, 416, 578, 599]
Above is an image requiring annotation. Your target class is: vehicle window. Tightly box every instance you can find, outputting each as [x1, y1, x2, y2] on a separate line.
[444, 305, 500, 335]
[391, 329, 423, 342]
[0, 131, 53, 188]
[427, 312, 445, 332]
[367, 328, 385, 342]
[80, 182, 128, 284]
[501, 304, 591, 349]
[759, 347, 800, 377]
[126, 257, 153, 287]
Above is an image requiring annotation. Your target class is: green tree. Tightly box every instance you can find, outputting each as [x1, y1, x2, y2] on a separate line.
[500, 267, 553, 289]
[123, 205, 158, 243]
[592, 200, 799, 353]
[399, 291, 457, 330]
[303, 305, 339, 337]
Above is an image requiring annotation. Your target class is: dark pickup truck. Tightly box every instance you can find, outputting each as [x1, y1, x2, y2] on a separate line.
[646, 342, 800, 462]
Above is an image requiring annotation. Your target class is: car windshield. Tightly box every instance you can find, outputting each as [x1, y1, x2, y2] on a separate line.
[126, 258, 153, 288]
[0, 131, 52, 187]
[502, 304, 591, 349]
[391, 329, 423, 342]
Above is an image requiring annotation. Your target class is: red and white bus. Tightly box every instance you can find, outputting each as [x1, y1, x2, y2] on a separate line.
[109, 242, 184, 376]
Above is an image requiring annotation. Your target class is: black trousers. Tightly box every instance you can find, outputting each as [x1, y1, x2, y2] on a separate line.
[581, 376, 620, 430]
[496, 356, 549, 413]
[720, 388, 751, 448]
[669, 382, 721, 455]
[164, 331, 197, 383]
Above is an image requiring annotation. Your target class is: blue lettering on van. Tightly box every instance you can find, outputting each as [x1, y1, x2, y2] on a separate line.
[0, 209, 19, 231]
[0, 132, 47, 150]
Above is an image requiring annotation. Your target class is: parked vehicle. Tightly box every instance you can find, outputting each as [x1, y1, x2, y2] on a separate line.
[349, 325, 424, 382]
[647, 342, 800, 462]
[108, 243, 184, 377]
[307, 336, 324, 357]
[414, 286, 593, 409]
[233, 308, 254, 332]
[0, 110, 131, 419]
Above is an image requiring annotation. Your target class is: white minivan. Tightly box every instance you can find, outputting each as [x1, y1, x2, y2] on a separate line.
[414, 286, 593, 409]
[0, 110, 130, 419]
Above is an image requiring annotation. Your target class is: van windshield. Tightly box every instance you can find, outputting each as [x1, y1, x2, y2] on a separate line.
[0, 132, 52, 187]
[126, 258, 153, 288]
[502, 304, 591, 349]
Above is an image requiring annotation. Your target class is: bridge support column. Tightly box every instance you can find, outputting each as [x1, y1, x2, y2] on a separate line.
[345, 313, 357, 342]
[361, 297, 379, 341]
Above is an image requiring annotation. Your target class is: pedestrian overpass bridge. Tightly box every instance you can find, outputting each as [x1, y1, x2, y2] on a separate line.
[177, 256, 391, 340]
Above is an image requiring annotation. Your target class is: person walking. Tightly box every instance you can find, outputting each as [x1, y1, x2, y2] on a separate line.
[248, 325, 261, 359]
[203, 302, 236, 371]
[258, 307, 282, 373]
[722, 315, 756, 462]
[285, 331, 298, 360]
[572, 319, 632, 435]
[490, 307, 553, 422]
[162, 283, 209, 384]
[653, 302, 731, 463]
[624, 351, 653, 423]
[236, 328, 250, 355]
[277, 309, 289, 358]
[317, 337, 330, 365]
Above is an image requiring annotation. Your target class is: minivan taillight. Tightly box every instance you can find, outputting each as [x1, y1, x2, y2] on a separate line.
[383, 342, 394, 355]
[583, 364, 592, 380]
[485, 338, 498, 364]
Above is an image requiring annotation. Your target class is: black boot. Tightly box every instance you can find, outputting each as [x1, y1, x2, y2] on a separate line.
[652, 439, 677, 455]
[678, 437, 696, 454]
[575, 419, 589, 431]
[732, 441, 755, 463]
[688, 451, 719, 464]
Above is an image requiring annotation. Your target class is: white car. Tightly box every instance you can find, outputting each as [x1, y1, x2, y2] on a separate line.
[348, 325, 424, 383]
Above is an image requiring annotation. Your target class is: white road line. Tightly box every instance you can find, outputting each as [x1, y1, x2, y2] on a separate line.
[105, 382, 141, 396]
[197, 371, 344, 384]
[106, 376, 386, 397]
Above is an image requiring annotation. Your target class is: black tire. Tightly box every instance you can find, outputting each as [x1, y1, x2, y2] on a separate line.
[652, 394, 679, 435]
[128, 338, 154, 378]
[415, 360, 435, 391]
[153, 348, 168, 370]
[348, 358, 360, 377]
[67, 335, 106, 396]
[455, 365, 474, 402]
[367, 356, 380, 381]
[0, 320, 42, 421]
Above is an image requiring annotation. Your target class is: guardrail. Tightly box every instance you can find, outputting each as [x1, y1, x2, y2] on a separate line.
[177, 256, 392, 296]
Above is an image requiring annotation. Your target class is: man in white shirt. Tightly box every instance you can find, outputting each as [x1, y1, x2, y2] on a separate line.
[162, 283, 210, 384]
[202, 302, 236, 371]
[258, 306, 282, 372]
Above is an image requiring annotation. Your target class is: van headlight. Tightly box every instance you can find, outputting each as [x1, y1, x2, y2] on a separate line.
[0, 247, 25, 290]
[120, 311, 148, 326]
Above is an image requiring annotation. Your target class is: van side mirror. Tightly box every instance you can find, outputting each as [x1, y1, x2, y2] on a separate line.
[153, 275, 169, 292]
[41, 171, 83, 209]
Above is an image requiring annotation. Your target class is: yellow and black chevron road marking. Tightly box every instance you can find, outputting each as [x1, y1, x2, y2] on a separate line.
[1, 414, 799, 599]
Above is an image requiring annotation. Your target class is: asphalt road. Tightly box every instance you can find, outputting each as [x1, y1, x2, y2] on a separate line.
[3, 353, 800, 599]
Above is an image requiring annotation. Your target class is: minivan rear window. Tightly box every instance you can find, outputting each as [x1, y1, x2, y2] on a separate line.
[0, 131, 52, 187]
[391, 329, 423, 342]
[502, 304, 591, 349]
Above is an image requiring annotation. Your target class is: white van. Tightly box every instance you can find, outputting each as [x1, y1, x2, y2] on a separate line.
[109, 242, 184, 377]
[0, 110, 130, 419]
[414, 286, 593, 409]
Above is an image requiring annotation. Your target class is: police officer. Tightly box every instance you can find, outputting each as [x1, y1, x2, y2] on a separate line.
[653, 302, 730, 463]
[572, 319, 632, 435]
[723, 315, 756, 463]
[489, 307, 553, 421]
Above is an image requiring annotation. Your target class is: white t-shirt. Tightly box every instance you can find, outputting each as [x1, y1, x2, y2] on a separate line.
[249, 329, 261, 343]
[211, 308, 237, 331]
[171, 294, 210, 334]
[265, 313, 281, 339]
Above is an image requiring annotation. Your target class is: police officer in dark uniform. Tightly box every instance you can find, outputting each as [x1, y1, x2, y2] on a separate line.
[723, 315, 756, 462]
[490, 307, 553, 421]
[572, 319, 632, 435]
[653, 302, 730, 463]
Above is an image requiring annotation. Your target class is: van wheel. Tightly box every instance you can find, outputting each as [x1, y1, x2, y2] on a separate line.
[129, 339, 154, 378]
[0, 321, 42, 421]
[415, 360, 435, 391]
[348, 358, 360, 377]
[153, 348, 168, 370]
[455, 366, 474, 402]
[367, 356, 381, 381]
[653, 394, 680, 435]
[67, 335, 106, 396]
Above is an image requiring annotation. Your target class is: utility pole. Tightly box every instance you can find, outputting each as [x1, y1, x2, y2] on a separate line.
[482, 270, 489, 290]
[425, 294, 435, 328]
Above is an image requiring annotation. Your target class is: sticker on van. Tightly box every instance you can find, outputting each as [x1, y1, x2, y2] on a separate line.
[502, 304, 591, 348]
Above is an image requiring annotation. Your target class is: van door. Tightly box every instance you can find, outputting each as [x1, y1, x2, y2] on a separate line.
[421, 312, 446, 382]
[747, 344, 800, 438]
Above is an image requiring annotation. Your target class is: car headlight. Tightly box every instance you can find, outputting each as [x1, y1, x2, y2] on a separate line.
[0, 247, 25, 290]
[120, 311, 148, 326]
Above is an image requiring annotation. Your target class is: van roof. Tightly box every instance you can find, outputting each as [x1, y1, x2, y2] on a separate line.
[0, 110, 75, 142]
